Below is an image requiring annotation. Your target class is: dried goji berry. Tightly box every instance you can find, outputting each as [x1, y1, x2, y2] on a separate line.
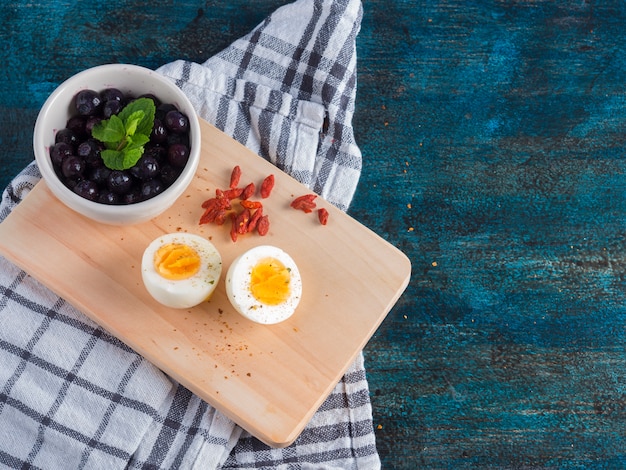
[229, 165, 241, 189]
[201, 198, 215, 209]
[257, 215, 270, 236]
[236, 208, 251, 235]
[206, 206, 229, 225]
[292, 201, 315, 213]
[241, 182, 255, 200]
[291, 194, 317, 213]
[293, 194, 317, 203]
[199, 198, 229, 224]
[214, 210, 227, 225]
[202, 196, 230, 210]
[199, 167, 277, 240]
[199, 207, 216, 225]
[318, 207, 329, 225]
[222, 187, 244, 200]
[247, 207, 263, 232]
[229, 213, 238, 242]
[240, 200, 263, 210]
[260, 174, 275, 198]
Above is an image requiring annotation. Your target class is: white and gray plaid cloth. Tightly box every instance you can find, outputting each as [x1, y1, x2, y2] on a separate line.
[0, 0, 381, 468]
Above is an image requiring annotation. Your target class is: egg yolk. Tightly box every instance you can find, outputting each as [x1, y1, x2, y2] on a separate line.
[249, 257, 291, 305]
[154, 243, 201, 280]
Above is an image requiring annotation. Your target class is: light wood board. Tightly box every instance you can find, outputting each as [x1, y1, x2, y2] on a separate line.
[0, 119, 411, 447]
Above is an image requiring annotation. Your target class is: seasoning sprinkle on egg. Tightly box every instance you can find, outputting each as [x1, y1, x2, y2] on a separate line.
[226, 245, 302, 324]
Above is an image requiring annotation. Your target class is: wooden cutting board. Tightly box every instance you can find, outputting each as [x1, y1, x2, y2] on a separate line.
[0, 119, 411, 447]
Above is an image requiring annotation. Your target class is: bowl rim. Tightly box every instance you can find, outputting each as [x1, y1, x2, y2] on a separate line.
[33, 63, 201, 224]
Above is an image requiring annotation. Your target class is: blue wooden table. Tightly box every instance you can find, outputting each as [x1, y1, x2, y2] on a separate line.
[2, 1, 626, 467]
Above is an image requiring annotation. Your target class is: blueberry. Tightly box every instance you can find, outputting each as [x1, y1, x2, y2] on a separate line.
[61, 156, 85, 179]
[85, 116, 102, 135]
[55, 128, 79, 147]
[140, 179, 164, 200]
[123, 189, 143, 204]
[100, 88, 124, 103]
[89, 166, 112, 187]
[65, 115, 88, 138]
[73, 180, 99, 201]
[75, 89, 103, 116]
[144, 145, 167, 163]
[164, 110, 189, 134]
[77, 139, 101, 167]
[150, 118, 168, 144]
[98, 191, 119, 205]
[102, 100, 123, 118]
[59, 173, 78, 190]
[107, 170, 133, 195]
[130, 155, 160, 181]
[166, 132, 189, 147]
[156, 103, 177, 120]
[49, 142, 73, 167]
[160, 164, 181, 187]
[167, 143, 189, 168]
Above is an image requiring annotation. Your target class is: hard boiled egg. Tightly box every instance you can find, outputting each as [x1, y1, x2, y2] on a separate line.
[142, 233, 222, 309]
[225, 245, 302, 324]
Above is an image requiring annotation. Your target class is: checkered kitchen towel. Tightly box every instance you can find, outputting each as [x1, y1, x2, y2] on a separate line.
[0, 0, 380, 469]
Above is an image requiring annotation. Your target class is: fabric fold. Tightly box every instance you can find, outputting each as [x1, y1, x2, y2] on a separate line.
[157, 0, 363, 212]
[156, 61, 326, 188]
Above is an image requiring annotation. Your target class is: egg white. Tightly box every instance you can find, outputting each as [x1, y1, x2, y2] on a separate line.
[141, 233, 222, 309]
[225, 245, 302, 324]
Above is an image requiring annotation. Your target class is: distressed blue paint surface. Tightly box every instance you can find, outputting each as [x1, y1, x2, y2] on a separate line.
[350, 1, 626, 467]
[2, 1, 626, 468]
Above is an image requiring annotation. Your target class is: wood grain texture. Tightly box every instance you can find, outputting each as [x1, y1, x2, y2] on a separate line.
[0, 119, 410, 448]
[2, 0, 626, 467]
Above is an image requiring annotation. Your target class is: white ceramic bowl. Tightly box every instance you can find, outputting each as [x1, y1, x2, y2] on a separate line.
[33, 64, 201, 225]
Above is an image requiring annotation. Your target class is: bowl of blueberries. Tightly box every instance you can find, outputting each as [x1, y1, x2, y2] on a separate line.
[33, 63, 201, 225]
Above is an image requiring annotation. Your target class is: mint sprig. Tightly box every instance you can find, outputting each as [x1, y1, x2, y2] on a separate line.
[91, 97, 156, 170]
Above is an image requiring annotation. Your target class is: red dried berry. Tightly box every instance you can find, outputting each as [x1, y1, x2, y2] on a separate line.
[199, 207, 217, 225]
[214, 210, 227, 225]
[222, 187, 244, 200]
[236, 208, 251, 235]
[247, 207, 263, 232]
[202, 196, 230, 210]
[291, 194, 317, 213]
[241, 182, 255, 200]
[260, 174, 275, 198]
[240, 200, 263, 210]
[229, 213, 238, 242]
[230, 165, 241, 189]
[257, 215, 270, 236]
[318, 208, 329, 225]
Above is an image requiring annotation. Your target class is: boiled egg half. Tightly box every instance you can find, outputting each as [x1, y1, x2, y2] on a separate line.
[225, 245, 302, 324]
[142, 233, 222, 309]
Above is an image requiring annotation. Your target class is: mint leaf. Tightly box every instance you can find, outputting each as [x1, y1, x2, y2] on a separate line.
[126, 133, 151, 149]
[122, 147, 144, 169]
[92, 115, 125, 143]
[117, 98, 155, 136]
[91, 97, 156, 170]
[101, 145, 146, 170]
[124, 110, 145, 137]
[100, 128, 150, 170]
[101, 149, 127, 170]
